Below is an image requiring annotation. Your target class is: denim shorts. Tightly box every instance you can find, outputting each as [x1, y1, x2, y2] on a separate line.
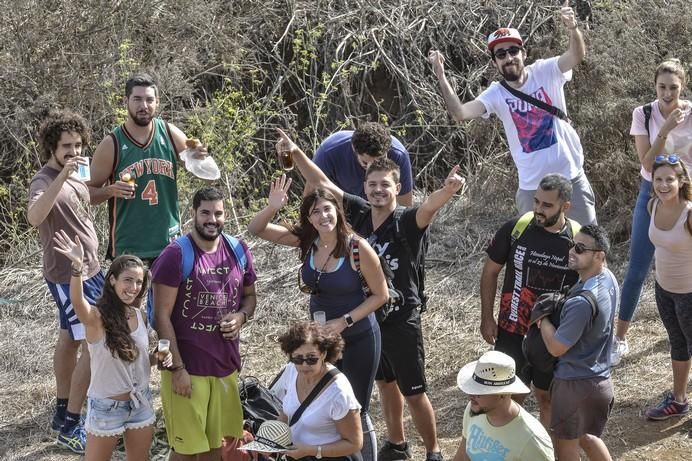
[85, 389, 155, 437]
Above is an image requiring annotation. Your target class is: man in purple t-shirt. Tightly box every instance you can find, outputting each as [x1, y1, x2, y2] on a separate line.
[152, 186, 257, 460]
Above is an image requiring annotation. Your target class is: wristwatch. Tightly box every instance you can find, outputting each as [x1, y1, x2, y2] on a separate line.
[343, 313, 354, 328]
[316, 445, 323, 459]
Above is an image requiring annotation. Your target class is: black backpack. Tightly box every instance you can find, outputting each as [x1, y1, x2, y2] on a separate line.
[237, 375, 283, 435]
[522, 286, 598, 374]
[350, 206, 429, 314]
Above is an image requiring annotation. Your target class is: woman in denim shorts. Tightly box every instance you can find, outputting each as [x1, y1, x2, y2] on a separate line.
[54, 231, 172, 459]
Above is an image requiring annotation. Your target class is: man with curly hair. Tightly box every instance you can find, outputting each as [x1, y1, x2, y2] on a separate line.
[27, 109, 104, 454]
[314, 121, 414, 206]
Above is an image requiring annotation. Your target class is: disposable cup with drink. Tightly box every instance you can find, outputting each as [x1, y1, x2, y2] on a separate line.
[157, 339, 172, 365]
[121, 173, 136, 199]
[279, 149, 294, 171]
[313, 311, 327, 325]
[75, 157, 91, 182]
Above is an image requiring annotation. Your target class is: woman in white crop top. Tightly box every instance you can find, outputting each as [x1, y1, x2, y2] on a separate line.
[54, 231, 172, 460]
[272, 321, 363, 460]
[644, 158, 692, 421]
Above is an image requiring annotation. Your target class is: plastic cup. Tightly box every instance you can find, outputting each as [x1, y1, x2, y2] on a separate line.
[313, 311, 327, 325]
[76, 157, 90, 181]
[158, 339, 170, 353]
[279, 150, 294, 171]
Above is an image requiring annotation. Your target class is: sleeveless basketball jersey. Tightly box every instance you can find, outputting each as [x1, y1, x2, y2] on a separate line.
[107, 118, 180, 259]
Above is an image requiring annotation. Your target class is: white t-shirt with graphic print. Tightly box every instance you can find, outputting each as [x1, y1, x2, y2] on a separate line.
[477, 57, 584, 190]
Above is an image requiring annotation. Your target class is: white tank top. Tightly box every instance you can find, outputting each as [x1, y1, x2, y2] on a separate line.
[649, 199, 692, 293]
[87, 308, 151, 403]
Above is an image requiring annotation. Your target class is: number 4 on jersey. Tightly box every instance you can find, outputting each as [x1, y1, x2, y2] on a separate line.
[141, 180, 159, 205]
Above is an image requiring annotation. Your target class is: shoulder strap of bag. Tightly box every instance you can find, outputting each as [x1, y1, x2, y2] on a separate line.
[222, 233, 248, 273]
[350, 237, 370, 296]
[569, 288, 599, 319]
[500, 80, 570, 122]
[289, 368, 341, 426]
[176, 233, 248, 282]
[643, 103, 652, 136]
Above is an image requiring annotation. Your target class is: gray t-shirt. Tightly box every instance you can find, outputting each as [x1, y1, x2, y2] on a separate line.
[28, 166, 100, 283]
[554, 268, 619, 379]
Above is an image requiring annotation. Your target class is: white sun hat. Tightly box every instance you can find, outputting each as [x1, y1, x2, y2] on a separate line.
[457, 350, 530, 395]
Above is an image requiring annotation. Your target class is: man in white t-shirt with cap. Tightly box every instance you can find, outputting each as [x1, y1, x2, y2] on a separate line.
[453, 350, 554, 461]
[428, 3, 597, 226]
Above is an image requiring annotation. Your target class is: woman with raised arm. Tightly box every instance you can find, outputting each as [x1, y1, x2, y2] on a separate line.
[615, 59, 692, 366]
[644, 157, 692, 420]
[53, 230, 172, 461]
[248, 174, 387, 461]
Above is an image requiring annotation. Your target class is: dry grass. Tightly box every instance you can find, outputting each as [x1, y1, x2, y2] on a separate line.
[3, 173, 692, 461]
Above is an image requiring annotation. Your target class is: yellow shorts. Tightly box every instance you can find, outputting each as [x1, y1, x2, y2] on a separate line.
[161, 370, 243, 455]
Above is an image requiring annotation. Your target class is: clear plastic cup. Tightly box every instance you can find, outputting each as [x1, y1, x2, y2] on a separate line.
[158, 339, 170, 353]
[180, 148, 221, 180]
[76, 158, 90, 181]
[313, 311, 327, 325]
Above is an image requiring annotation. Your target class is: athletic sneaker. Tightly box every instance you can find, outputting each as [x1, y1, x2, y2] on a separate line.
[646, 391, 689, 420]
[610, 336, 629, 367]
[378, 440, 412, 460]
[426, 452, 444, 461]
[56, 423, 87, 454]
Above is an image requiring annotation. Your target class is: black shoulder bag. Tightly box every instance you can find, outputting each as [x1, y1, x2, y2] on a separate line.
[500, 80, 571, 124]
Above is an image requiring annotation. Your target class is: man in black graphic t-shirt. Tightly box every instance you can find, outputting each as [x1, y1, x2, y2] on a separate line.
[481, 173, 579, 431]
[276, 128, 464, 461]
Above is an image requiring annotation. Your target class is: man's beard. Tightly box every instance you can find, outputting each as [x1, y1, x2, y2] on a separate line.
[500, 63, 523, 82]
[128, 107, 154, 127]
[195, 221, 223, 241]
[534, 210, 561, 228]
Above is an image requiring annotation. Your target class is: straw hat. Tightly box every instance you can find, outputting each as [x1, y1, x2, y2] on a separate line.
[457, 350, 530, 395]
[240, 420, 293, 453]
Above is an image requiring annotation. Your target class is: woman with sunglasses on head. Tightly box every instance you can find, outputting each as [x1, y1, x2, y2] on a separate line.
[53, 230, 172, 461]
[644, 156, 692, 420]
[249, 175, 387, 461]
[270, 321, 363, 460]
[615, 59, 692, 366]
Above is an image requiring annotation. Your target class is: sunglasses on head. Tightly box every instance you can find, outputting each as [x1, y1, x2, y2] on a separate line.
[654, 154, 680, 165]
[568, 240, 601, 255]
[493, 46, 523, 60]
[298, 265, 323, 295]
[289, 354, 320, 365]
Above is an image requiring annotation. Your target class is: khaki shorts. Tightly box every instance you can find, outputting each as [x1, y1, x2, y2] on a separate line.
[161, 370, 243, 455]
[550, 376, 613, 440]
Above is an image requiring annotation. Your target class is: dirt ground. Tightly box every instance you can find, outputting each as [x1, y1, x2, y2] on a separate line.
[2, 202, 692, 460]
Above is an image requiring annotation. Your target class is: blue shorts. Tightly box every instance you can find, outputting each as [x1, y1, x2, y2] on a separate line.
[46, 272, 105, 341]
[85, 388, 155, 437]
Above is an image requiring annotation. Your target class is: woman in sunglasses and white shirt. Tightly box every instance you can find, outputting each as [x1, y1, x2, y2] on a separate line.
[614, 59, 692, 366]
[249, 174, 388, 461]
[644, 156, 692, 420]
[272, 321, 363, 460]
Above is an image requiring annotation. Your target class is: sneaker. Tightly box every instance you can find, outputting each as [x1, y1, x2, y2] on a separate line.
[610, 336, 629, 367]
[378, 440, 412, 460]
[646, 391, 689, 421]
[426, 452, 444, 461]
[56, 423, 87, 455]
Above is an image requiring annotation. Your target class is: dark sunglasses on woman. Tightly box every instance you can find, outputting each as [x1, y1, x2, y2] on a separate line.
[289, 355, 320, 365]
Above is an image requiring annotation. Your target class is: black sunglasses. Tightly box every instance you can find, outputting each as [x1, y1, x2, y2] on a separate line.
[568, 240, 601, 255]
[654, 154, 680, 165]
[493, 46, 523, 60]
[298, 264, 323, 295]
[289, 355, 320, 365]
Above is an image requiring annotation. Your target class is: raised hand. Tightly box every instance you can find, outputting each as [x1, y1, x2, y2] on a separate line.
[560, 1, 577, 30]
[443, 165, 466, 194]
[53, 230, 85, 266]
[428, 49, 446, 79]
[268, 174, 292, 212]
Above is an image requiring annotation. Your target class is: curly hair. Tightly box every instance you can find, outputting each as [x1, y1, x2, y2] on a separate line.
[278, 321, 344, 364]
[291, 188, 353, 261]
[351, 122, 391, 157]
[97, 255, 150, 362]
[37, 110, 91, 162]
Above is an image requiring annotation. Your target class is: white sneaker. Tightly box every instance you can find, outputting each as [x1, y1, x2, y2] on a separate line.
[610, 336, 629, 367]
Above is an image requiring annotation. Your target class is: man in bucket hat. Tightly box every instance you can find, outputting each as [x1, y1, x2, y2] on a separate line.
[429, 3, 597, 226]
[452, 351, 554, 461]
